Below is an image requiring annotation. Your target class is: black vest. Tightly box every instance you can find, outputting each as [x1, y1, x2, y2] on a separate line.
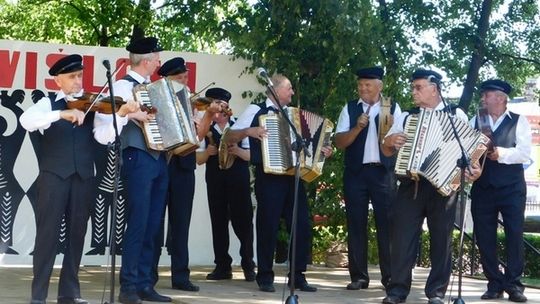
[40, 96, 96, 179]
[474, 112, 524, 188]
[344, 99, 397, 171]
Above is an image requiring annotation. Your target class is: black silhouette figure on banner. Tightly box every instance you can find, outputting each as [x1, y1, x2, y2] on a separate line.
[0, 90, 27, 255]
[25, 90, 68, 255]
[86, 144, 127, 256]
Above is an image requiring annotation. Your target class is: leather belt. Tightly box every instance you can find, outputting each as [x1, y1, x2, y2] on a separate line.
[363, 162, 383, 167]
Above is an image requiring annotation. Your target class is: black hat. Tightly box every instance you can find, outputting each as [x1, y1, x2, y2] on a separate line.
[411, 68, 442, 84]
[480, 79, 512, 95]
[356, 66, 384, 80]
[157, 57, 188, 76]
[126, 37, 163, 54]
[205, 87, 231, 103]
[49, 54, 84, 76]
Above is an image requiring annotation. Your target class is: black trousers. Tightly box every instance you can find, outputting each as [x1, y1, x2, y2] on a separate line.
[31, 172, 94, 301]
[343, 165, 394, 287]
[471, 182, 526, 293]
[253, 166, 311, 286]
[206, 160, 254, 271]
[386, 178, 457, 300]
[167, 167, 196, 286]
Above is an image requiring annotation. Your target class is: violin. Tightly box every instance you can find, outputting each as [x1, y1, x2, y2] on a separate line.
[193, 96, 233, 117]
[66, 92, 157, 115]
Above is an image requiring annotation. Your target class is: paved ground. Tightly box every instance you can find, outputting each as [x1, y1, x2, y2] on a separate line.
[2, 265, 539, 304]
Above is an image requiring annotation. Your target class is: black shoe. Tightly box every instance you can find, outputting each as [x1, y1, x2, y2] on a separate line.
[347, 280, 369, 290]
[138, 286, 172, 302]
[57, 297, 89, 304]
[30, 300, 45, 304]
[508, 290, 527, 302]
[172, 281, 200, 292]
[481, 290, 504, 300]
[427, 296, 444, 304]
[243, 269, 256, 282]
[293, 281, 318, 292]
[259, 283, 276, 292]
[206, 269, 233, 280]
[118, 291, 142, 304]
[382, 296, 405, 304]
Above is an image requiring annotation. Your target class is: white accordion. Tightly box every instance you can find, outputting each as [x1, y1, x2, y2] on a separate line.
[395, 108, 490, 196]
[259, 107, 334, 183]
[133, 78, 199, 156]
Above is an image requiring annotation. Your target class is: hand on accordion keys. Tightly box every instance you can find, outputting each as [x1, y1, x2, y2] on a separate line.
[247, 126, 268, 141]
[383, 132, 407, 150]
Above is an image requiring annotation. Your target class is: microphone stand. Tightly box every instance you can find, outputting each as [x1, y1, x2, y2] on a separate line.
[438, 90, 470, 304]
[102, 61, 122, 304]
[264, 82, 309, 304]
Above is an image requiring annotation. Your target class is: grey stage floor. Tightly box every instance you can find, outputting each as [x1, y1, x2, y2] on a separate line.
[2, 265, 539, 304]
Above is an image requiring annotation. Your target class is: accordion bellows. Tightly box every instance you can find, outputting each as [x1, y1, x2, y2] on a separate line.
[395, 108, 490, 196]
[259, 107, 334, 183]
[133, 78, 199, 156]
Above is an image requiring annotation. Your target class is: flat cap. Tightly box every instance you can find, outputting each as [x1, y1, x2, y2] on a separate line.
[356, 66, 384, 80]
[411, 68, 442, 84]
[49, 54, 84, 76]
[126, 37, 163, 54]
[205, 87, 231, 103]
[480, 79, 512, 95]
[157, 57, 188, 76]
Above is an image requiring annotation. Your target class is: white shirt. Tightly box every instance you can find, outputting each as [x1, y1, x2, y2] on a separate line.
[231, 98, 280, 130]
[469, 109, 532, 165]
[19, 90, 128, 145]
[112, 70, 148, 101]
[385, 101, 468, 137]
[336, 98, 402, 163]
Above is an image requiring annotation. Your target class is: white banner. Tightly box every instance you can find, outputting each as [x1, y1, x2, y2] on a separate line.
[0, 39, 261, 266]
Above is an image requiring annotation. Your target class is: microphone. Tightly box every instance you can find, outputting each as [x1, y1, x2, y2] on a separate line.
[257, 67, 273, 86]
[102, 59, 111, 71]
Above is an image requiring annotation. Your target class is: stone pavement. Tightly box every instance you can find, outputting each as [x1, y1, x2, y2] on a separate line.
[1, 265, 539, 304]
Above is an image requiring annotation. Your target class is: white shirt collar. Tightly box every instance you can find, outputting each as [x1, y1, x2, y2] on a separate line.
[127, 70, 148, 84]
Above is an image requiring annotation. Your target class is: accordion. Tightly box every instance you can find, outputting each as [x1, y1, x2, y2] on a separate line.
[395, 108, 490, 196]
[133, 78, 199, 156]
[259, 107, 334, 183]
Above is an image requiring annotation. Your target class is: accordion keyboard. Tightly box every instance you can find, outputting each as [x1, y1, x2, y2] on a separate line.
[134, 90, 163, 148]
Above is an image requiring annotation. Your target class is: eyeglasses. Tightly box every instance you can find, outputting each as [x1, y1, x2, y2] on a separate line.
[411, 83, 435, 92]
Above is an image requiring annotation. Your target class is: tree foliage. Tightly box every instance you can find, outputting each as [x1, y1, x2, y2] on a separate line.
[1, 0, 539, 256]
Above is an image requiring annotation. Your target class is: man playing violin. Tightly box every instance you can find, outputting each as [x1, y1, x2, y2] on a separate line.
[20, 54, 138, 304]
[195, 87, 256, 282]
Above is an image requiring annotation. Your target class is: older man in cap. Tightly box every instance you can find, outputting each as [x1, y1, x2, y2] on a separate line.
[155, 57, 223, 292]
[225, 74, 333, 293]
[468, 79, 531, 302]
[113, 37, 172, 304]
[20, 54, 138, 304]
[381, 69, 468, 304]
[195, 87, 256, 282]
[335, 66, 401, 290]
